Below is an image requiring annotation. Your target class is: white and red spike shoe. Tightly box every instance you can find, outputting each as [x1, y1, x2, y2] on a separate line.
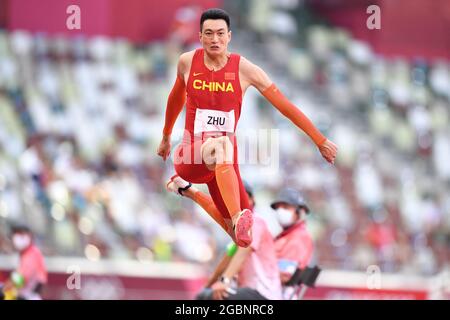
[233, 209, 253, 248]
[166, 174, 192, 196]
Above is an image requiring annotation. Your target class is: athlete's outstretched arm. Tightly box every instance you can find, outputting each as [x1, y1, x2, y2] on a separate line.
[157, 56, 188, 161]
[240, 57, 338, 164]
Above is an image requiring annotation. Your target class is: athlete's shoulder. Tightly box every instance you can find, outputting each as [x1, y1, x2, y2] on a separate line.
[239, 56, 272, 91]
[179, 50, 196, 65]
[239, 56, 264, 76]
[179, 50, 196, 62]
[178, 50, 196, 75]
[238, 55, 256, 70]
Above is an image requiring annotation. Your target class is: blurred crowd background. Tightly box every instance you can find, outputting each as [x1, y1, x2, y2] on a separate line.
[0, 0, 449, 278]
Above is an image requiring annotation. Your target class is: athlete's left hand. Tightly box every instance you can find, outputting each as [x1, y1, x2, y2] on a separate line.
[318, 139, 338, 164]
[157, 135, 171, 161]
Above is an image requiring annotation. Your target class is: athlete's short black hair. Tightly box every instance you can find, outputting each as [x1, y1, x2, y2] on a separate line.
[200, 8, 230, 31]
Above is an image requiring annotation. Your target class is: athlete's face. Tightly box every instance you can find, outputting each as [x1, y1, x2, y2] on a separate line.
[199, 19, 231, 56]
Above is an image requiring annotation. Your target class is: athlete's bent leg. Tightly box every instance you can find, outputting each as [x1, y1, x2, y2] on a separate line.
[166, 175, 231, 236]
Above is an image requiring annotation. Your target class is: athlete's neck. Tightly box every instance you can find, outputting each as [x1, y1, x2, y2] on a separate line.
[203, 51, 230, 71]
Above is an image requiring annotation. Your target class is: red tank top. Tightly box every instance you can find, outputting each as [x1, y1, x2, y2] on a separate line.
[184, 48, 242, 144]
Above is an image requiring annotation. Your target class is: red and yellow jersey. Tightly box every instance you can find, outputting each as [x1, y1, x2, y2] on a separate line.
[183, 48, 242, 144]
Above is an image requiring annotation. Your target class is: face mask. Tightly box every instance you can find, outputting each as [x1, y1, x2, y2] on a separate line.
[276, 208, 296, 228]
[12, 234, 31, 251]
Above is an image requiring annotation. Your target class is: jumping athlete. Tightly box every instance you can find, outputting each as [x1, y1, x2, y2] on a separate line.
[157, 8, 338, 248]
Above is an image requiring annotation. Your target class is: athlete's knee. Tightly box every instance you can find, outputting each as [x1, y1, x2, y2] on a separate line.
[201, 136, 234, 165]
[217, 136, 233, 152]
[201, 138, 217, 166]
[215, 136, 234, 163]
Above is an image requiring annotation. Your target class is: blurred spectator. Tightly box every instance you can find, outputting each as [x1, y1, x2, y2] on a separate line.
[272, 188, 313, 276]
[169, 5, 202, 50]
[196, 185, 282, 300]
[271, 188, 314, 298]
[2, 224, 47, 300]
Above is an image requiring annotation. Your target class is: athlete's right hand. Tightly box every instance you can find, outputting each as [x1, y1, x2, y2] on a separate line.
[157, 136, 171, 161]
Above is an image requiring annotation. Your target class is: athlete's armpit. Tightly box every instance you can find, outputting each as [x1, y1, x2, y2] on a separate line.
[262, 84, 326, 147]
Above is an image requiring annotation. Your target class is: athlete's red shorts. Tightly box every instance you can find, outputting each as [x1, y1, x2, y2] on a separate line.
[174, 137, 250, 219]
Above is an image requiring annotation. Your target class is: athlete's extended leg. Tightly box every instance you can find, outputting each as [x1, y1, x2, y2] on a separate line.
[206, 171, 252, 247]
[201, 136, 241, 219]
[201, 136, 253, 247]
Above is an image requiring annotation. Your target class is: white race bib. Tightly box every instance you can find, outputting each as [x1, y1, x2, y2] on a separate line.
[194, 109, 235, 134]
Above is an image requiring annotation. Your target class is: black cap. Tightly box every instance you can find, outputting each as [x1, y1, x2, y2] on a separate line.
[10, 223, 31, 235]
[270, 188, 310, 213]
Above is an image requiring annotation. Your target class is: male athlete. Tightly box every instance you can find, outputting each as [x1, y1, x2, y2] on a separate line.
[157, 8, 338, 248]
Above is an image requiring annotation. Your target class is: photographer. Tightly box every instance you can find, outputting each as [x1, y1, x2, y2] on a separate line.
[271, 188, 314, 297]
